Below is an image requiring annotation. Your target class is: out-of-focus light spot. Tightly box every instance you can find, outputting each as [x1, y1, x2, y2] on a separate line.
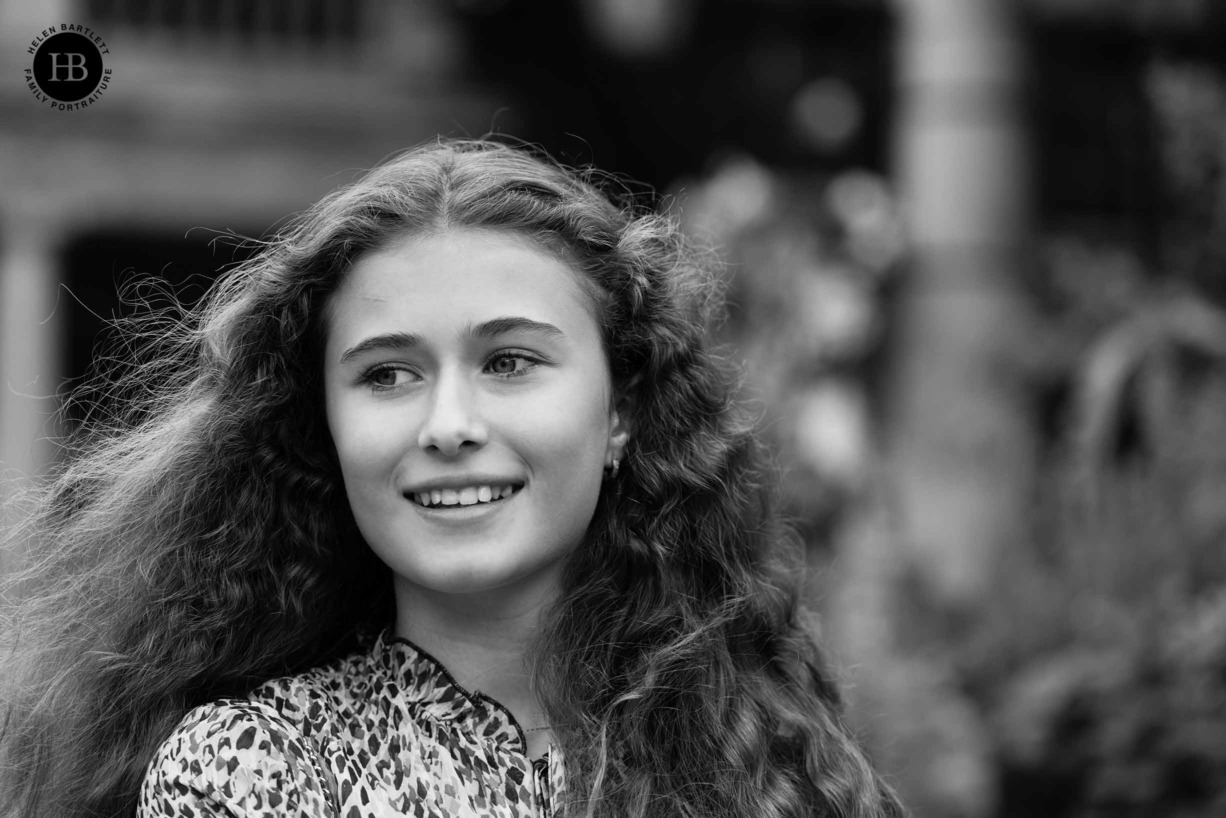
[794, 266, 878, 359]
[827, 170, 891, 232]
[792, 77, 862, 153]
[581, 0, 693, 58]
[793, 380, 870, 488]
[682, 155, 775, 240]
[826, 170, 904, 271]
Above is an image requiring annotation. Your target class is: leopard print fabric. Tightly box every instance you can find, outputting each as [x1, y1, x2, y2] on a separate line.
[138, 631, 565, 817]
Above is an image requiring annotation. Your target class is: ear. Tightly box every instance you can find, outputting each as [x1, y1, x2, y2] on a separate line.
[607, 400, 631, 457]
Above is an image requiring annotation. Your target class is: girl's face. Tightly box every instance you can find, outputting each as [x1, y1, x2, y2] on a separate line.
[323, 228, 628, 607]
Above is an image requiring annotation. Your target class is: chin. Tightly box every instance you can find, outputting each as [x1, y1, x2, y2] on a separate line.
[419, 572, 509, 596]
[407, 556, 569, 600]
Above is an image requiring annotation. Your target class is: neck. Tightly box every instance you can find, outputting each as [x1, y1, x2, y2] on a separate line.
[393, 579, 555, 734]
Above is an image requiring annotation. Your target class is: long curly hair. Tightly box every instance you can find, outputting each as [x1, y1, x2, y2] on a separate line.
[0, 139, 903, 818]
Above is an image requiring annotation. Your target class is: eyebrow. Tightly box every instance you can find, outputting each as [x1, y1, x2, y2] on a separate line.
[338, 316, 566, 363]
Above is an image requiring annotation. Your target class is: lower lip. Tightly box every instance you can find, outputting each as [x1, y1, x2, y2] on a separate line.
[407, 488, 521, 522]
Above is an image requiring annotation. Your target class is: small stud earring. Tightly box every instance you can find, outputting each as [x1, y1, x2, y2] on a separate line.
[604, 458, 620, 480]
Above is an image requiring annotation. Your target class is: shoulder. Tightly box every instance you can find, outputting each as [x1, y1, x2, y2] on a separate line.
[138, 698, 335, 817]
[246, 646, 371, 736]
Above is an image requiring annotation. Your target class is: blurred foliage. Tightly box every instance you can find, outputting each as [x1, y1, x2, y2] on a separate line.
[961, 274, 1226, 817]
[1148, 60, 1226, 302]
[992, 589, 1226, 817]
[671, 156, 902, 538]
[674, 19, 1226, 818]
[954, 53, 1226, 818]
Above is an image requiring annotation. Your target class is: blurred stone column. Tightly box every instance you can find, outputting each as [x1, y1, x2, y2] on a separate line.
[0, 214, 63, 577]
[831, 2, 1035, 816]
[889, 0, 1035, 608]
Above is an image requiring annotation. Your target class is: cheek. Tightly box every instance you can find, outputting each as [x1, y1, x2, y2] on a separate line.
[519, 378, 612, 476]
[327, 396, 400, 483]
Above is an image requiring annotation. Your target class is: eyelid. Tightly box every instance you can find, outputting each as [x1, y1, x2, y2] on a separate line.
[359, 362, 420, 391]
[357, 350, 544, 388]
[484, 349, 545, 377]
[485, 347, 541, 362]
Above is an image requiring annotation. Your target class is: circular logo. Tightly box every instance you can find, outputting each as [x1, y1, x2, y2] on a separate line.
[32, 32, 103, 102]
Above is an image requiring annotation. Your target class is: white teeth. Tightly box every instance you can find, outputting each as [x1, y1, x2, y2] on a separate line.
[413, 484, 520, 508]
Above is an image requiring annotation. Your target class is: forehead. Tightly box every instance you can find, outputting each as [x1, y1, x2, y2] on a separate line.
[324, 228, 600, 343]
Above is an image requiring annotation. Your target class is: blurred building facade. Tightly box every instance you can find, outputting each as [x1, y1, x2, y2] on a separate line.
[0, 0, 892, 565]
[0, 0, 507, 525]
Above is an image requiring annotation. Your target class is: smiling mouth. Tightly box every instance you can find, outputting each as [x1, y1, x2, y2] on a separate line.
[407, 484, 524, 509]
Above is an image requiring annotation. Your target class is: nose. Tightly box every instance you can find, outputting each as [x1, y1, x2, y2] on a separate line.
[416, 369, 488, 456]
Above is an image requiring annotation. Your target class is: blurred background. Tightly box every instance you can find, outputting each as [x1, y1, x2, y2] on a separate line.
[3, 0, 1226, 815]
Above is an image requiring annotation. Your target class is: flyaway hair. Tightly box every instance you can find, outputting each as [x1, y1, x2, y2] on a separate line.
[0, 138, 903, 818]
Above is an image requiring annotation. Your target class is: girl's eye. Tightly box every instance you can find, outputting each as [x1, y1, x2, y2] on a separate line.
[362, 365, 416, 390]
[487, 353, 538, 378]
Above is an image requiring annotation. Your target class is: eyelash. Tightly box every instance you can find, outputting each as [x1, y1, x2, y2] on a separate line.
[485, 351, 541, 379]
[359, 352, 542, 392]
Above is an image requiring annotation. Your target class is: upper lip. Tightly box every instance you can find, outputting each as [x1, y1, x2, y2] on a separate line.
[402, 474, 526, 494]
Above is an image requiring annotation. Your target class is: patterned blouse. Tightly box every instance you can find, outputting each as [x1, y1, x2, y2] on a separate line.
[138, 631, 565, 817]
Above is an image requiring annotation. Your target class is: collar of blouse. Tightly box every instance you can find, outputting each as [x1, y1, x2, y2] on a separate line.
[368, 629, 538, 753]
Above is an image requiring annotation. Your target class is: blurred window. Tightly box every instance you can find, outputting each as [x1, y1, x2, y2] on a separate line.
[82, 0, 363, 48]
